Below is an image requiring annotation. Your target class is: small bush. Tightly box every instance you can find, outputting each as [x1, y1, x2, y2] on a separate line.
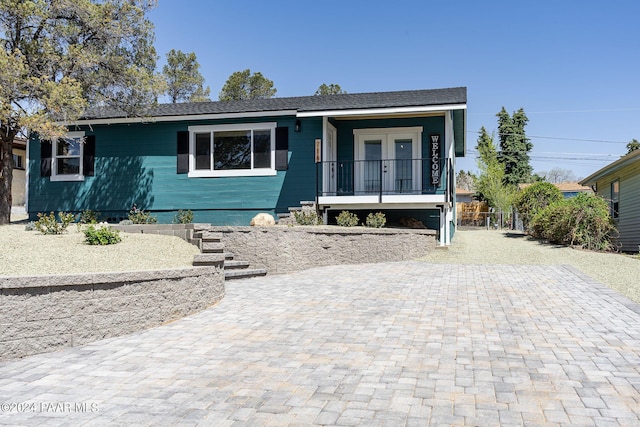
[79, 209, 100, 224]
[35, 211, 75, 235]
[530, 193, 616, 251]
[128, 206, 157, 224]
[173, 209, 194, 224]
[365, 212, 386, 228]
[294, 209, 321, 225]
[514, 182, 563, 232]
[24, 221, 37, 231]
[84, 225, 122, 245]
[118, 219, 133, 226]
[336, 211, 359, 227]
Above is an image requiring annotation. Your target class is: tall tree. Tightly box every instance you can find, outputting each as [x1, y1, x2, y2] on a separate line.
[0, 0, 161, 224]
[218, 69, 276, 101]
[315, 83, 346, 96]
[456, 170, 476, 192]
[496, 107, 533, 185]
[474, 127, 516, 215]
[626, 138, 640, 154]
[162, 49, 210, 103]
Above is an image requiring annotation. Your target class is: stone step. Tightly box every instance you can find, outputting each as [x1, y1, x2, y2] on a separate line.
[224, 252, 235, 260]
[224, 268, 268, 280]
[224, 260, 250, 269]
[202, 242, 225, 253]
[193, 231, 222, 241]
[192, 253, 225, 267]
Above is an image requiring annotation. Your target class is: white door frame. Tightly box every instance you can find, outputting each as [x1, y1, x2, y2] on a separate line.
[353, 127, 422, 194]
[323, 121, 338, 195]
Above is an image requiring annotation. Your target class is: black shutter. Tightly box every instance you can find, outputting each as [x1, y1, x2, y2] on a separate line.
[83, 135, 95, 176]
[40, 140, 52, 177]
[177, 131, 189, 174]
[275, 127, 288, 171]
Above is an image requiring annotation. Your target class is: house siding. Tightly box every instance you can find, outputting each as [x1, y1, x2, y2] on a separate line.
[595, 161, 640, 252]
[28, 115, 323, 225]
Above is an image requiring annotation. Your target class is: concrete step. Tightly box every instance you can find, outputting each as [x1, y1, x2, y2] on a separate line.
[192, 253, 225, 267]
[224, 260, 250, 269]
[224, 252, 235, 260]
[225, 268, 268, 280]
[202, 241, 225, 253]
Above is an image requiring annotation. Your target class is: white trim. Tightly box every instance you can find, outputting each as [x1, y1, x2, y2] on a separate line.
[65, 110, 298, 126]
[317, 196, 449, 208]
[297, 104, 467, 118]
[51, 131, 85, 182]
[381, 194, 446, 204]
[187, 122, 277, 178]
[353, 126, 423, 136]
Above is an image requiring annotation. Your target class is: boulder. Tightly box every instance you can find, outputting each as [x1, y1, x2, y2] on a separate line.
[250, 213, 276, 227]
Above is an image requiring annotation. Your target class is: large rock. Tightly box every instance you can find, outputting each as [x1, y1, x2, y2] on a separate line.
[250, 213, 276, 227]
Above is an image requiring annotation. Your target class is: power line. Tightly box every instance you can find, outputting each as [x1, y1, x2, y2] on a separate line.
[469, 108, 640, 115]
[467, 129, 628, 144]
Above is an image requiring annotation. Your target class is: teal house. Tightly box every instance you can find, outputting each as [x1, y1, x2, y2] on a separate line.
[28, 87, 467, 245]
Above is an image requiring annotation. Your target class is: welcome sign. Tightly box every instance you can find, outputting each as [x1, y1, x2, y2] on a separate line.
[430, 134, 441, 186]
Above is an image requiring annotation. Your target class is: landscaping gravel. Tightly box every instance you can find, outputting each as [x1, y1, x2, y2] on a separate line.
[420, 229, 640, 305]
[0, 224, 200, 276]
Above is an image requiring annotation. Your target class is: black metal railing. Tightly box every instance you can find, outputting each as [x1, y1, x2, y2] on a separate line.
[316, 158, 448, 198]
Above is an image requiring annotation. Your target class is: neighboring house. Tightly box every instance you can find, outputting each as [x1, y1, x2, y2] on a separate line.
[554, 182, 593, 198]
[519, 182, 592, 199]
[456, 187, 474, 203]
[28, 87, 467, 245]
[580, 150, 640, 252]
[11, 137, 27, 206]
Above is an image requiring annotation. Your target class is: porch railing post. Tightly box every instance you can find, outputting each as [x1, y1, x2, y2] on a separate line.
[379, 159, 383, 203]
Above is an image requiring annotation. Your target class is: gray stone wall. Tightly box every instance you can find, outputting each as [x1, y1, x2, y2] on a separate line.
[111, 223, 198, 243]
[215, 226, 437, 274]
[0, 267, 224, 361]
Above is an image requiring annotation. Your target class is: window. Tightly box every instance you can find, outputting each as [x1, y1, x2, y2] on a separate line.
[12, 154, 24, 170]
[188, 123, 277, 177]
[611, 180, 619, 220]
[51, 131, 84, 181]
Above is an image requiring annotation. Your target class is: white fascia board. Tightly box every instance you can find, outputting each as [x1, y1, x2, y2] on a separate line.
[296, 104, 467, 118]
[62, 110, 299, 126]
[579, 150, 640, 185]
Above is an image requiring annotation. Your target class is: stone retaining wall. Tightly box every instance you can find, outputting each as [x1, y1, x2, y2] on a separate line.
[111, 223, 199, 243]
[0, 266, 224, 361]
[215, 226, 437, 274]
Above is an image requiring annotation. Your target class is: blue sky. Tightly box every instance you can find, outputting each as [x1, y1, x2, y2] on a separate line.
[149, 0, 640, 180]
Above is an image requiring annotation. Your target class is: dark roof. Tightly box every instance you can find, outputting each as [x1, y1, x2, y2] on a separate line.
[83, 87, 466, 120]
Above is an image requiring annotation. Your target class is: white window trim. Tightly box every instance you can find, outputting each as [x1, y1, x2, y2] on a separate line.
[187, 122, 277, 177]
[51, 131, 85, 182]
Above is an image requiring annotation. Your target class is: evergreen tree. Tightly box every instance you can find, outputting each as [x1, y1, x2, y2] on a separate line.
[496, 107, 533, 185]
[626, 138, 640, 154]
[162, 49, 211, 103]
[315, 83, 346, 95]
[0, 0, 161, 224]
[219, 69, 276, 101]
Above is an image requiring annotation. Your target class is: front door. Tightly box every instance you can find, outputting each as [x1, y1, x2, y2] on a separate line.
[354, 128, 421, 195]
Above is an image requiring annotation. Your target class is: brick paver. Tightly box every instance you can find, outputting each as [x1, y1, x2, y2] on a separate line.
[1, 262, 640, 426]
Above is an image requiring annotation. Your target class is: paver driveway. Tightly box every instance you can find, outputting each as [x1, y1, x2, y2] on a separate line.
[1, 262, 640, 426]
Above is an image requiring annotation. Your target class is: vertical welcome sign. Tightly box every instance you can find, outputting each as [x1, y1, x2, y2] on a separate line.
[430, 134, 441, 186]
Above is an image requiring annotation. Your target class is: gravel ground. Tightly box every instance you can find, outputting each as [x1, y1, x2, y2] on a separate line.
[0, 223, 200, 276]
[420, 229, 640, 304]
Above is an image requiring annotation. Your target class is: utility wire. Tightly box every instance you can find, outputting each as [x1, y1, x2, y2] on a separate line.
[467, 129, 628, 144]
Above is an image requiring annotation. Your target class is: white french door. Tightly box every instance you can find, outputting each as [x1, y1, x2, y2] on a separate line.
[354, 128, 421, 195]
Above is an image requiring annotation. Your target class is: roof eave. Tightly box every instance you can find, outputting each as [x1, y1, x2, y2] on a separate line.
[579, 150, 640, 185]
[296, 103, 467, 118]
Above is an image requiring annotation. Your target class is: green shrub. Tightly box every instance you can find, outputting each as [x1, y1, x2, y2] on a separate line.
[84, 225, 122, 245]
[336, 211, 359, 227]
[35, 212, 75, 235]
[530, 193, 616, 251]
[79, 209, 100, 224]
[128, 206, 157, 224]
[514, 182, 563, 232]
[365, 212, 386, 228]
[293, 209, 321, 225]
[118, 219, 133, 226]
[173, 209, 194, 224]
[24, 221, 36, 231]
